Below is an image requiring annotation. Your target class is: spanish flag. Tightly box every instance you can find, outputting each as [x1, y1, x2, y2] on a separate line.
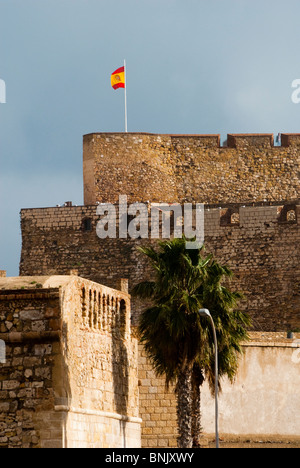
[111, 66, 125, 90]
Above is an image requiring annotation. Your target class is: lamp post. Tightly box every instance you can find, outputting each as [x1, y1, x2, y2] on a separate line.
[199, 308, 219, 449]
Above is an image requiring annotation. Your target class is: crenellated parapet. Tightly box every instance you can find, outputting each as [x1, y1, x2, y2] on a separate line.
[83, 132, 300, 205]
[205, 201, 300, 234]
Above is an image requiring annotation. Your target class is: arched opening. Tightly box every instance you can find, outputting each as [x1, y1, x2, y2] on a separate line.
[231, 212, 240, 225]
[278, 205, 297, 224]
[102, 295, 107, 331]
[98, 292, 102, 330]
[220, 208, 240, 226]
[89, 290, 93, 328]
[82, 217, 92, 232]
[287, 210, 296, 222]
[93, 290, 98, 328]
[81, 287, 87, 325]
[120, 299, 127, 338]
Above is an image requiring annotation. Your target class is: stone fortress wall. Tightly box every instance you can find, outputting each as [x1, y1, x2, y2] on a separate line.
[138, 333, 300, 448]
[83, 132, 300, 205]
[0, 275, 140, 448]
[20, 200, 300, 331]
[5, 131, 300, 447]
[20, 132, 300, 330]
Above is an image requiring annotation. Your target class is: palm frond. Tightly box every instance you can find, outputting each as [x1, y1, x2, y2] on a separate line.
[134, 237, 251, 396]
[131, 281, 156, 299]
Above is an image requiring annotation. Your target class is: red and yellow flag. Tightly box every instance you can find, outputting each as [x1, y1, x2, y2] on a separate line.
[111, 66, 125, 90]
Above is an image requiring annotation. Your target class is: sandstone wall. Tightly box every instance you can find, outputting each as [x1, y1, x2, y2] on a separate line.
[83, 132, 300, 205]
[0, 276, 141, 448]
[138, 332, 300, 448]
[0, 286, 64, 448]
[138, 343, 177, 448]
[205, 203, 300, 331]
[20, 203, 300, 331]
[59, 275, 141, 448]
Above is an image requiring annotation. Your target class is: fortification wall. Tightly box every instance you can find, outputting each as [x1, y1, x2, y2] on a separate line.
[0, 275, 141, 448]
[205, 203, 300, 331]
[20, 202, 300, 331]
[138, 332, 300, 448]
[83, 133, 300, 205]
[0, 286, 64, 448]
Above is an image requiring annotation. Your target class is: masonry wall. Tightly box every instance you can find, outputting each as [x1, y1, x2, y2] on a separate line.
[20, 203, 300, 331]
[138, 333, 300, 448]
[59, 276, 141, 448]
[138, 342, 177, 448]
[19, 205, 153, 324]
[13, 132, 300, 447]
[0, 276, 141, 448]
[205, 203, 300, 331]
[0, 288, 64, 448]
[83, 132, 300, 205]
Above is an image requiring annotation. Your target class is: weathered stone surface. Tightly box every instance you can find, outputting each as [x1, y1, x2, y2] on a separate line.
[19, 203, 300, 331]
[83, 132, 300, 205]
[0, 276, 140, 448]
[5, 131, 300, 448]
[138, 332, 300, 448]
[19, 310, 44, 321]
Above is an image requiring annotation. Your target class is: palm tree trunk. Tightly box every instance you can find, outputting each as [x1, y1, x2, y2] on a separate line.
[175, 362, 193, 448]
[191, 364, 204, 448]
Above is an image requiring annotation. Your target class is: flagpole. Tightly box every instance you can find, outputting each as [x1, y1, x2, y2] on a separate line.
[124, 59, 128, 133]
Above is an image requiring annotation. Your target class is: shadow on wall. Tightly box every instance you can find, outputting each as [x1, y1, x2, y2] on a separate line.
[59, 318, 72, 449]
[112, 298, 129, 448]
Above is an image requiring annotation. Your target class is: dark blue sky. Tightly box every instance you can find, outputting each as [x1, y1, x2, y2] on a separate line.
[1, 0, 300, 275]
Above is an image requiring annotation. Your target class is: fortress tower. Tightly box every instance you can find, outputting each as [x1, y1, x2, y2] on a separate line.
[83, 132, 300, 205]
[20, 132, 300, 330]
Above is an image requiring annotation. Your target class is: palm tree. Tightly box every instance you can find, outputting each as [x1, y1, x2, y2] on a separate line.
[132, 237, 251, 448]
[191, 259, 251, 446]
